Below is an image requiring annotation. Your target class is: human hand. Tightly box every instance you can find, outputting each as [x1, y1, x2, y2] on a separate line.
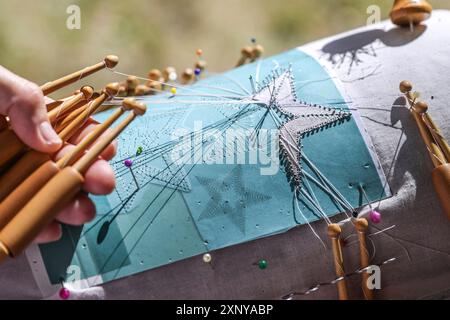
[0, 65, 116, 243]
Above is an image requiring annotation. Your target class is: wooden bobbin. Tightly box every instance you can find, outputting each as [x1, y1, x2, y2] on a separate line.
[195, 60, 207, 72]
[432, 164, 450, 220]
[0, 129, 26, 169]
[400, 81, 450, 220]
[0, 101, 146, 263]
[54, 103, 89, 133]
[46, 99, 65, 112]
[126, 76, 139, 96]
[47, 86, 94, 124]
[57, 97, 140, 169]
[146, 80, 163, 93]
[236, 46, 253, 67]
[163, 67, 177, 82]
[41, 55, 118, 96]
[250, 44, 264, 62]
[117, 83, 128, 97]
[354, 218, 374, 300]
[327, 224, 349, 300]
[180, 68, 195, 85]
[390, 0, 432, 27]
[135, 85, 152, 96]
[416, 102, 450, 163]
[400, 81, 446, 167]
[0, 99, 140, 228]
[148, 69, 162, 81]
[58, 83, 119, 141]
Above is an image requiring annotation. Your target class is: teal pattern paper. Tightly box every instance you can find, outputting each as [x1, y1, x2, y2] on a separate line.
[38, 48, 389, 285]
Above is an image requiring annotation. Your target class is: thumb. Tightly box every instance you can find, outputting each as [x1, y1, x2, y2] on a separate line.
[0, 66, 62, 153]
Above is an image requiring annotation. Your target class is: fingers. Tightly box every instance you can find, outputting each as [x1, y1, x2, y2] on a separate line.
[69, 121, 118, 161]
[54, 144, 116, 195]
[0, 66, 62, 153]
[34, 221, 62, 244]
[34, 194, 96, 244]
[55, 193, 96, 225]
[83, 159, 116, 195]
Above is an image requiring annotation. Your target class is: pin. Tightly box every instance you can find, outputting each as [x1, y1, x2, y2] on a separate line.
[124, 159, 133, 168]
[170, 87, 177, 96]
[249, 76, 257, 94]
[359, 184, 382, 224]
[136, 146, 143, 156]
[203, 253, 212, 263]
[257, 259, 268, 270]
[59, 286, 71, 300]
[125, 159, 139, 188]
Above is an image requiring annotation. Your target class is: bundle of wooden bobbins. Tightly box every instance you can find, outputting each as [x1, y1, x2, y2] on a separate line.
[0, 55, 147, 264]
[400, 81, 450, 220]
[117, 49, 209, 98]
[113, 42, 265, 99]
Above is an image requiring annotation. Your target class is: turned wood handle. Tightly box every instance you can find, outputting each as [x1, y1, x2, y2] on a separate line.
[432, 164, 450, 220]
[0, 151, 50, 202]
[411, 111, 446, 167]
[40, 56, 118, 96]
[327, 224, 349, 300]
[0, 161, 59, 230]
[355, 218, 374, 300]
[47, 86, 93, 124]
[423, 114, 450, 163]
[0, 167, 84, 257]
[0, 129, 26, 169]
[55, 103, 88, 133]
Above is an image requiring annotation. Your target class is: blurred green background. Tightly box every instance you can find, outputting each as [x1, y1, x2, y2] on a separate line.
[0, 0, 448, 95]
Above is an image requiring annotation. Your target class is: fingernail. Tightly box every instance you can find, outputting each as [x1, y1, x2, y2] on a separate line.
[39, 122, 62, 146]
